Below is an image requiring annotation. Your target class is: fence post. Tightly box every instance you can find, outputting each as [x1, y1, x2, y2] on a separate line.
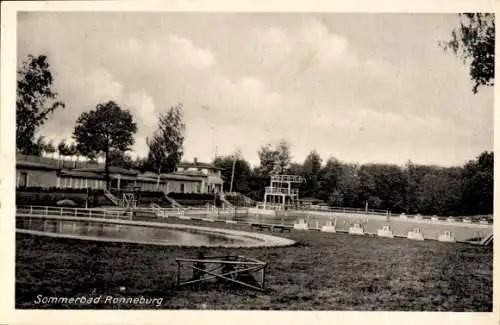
[30, 206, 33, 215]
[60, 208, 63, 216]
[89, 210, 92, 218]
[45, 206, 48, 216]
[75, 208, 77, 217]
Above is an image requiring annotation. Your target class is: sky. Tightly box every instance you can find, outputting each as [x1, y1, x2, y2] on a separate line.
[17, 12, 493, 167]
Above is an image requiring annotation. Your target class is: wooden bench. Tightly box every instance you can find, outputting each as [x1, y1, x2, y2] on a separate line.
[250, 223, 292, 233]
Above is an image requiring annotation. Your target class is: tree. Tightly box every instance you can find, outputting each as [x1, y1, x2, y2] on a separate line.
[257, 140, 292, 176]
[108, 150, 135, 170]
[57, 139, 69, 157]
[146, 103, 185, 173]
[73, 101, 137, 189]
[274, 140, 292, 174]
[31, 135, 48, 156]
[319, 157, 344, 205]
[213, 152, 253, 193]
[336, 163, 361, 208]
[301, 150, 323, 198]
[67, 142, 78, 167]
[441, 13, 495, 93]
[17, 54, 65, 155]
[45, 140, 56, 158]
[257, 144, 276, 176]
[461, 151, 493, 215]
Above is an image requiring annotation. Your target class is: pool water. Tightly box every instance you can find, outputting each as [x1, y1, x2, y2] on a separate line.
[17, 218, 259, 246]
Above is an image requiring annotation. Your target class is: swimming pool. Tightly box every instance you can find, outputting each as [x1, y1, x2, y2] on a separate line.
[15, 215, 295, 248]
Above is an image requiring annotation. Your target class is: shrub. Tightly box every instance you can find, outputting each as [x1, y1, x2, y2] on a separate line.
[16, 188, 111, 207]
[167, 192, 214, 200]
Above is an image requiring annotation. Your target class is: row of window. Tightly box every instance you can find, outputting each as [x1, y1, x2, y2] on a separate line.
[58, 177, 106, 189]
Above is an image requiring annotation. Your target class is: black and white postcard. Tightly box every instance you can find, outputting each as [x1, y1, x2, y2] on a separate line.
[1, 1, 497, 325]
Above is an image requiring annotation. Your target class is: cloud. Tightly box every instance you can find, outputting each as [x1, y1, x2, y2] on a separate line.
[125, 92, 157, 128]
[78, 69, 124, 103]
[117, 35, 215, 72]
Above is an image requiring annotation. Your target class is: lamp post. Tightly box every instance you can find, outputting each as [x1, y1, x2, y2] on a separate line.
[229, 157, 236, 193]
[156, 166, 161, 190]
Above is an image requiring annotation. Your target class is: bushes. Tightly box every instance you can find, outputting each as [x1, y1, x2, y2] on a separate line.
[16, 188, 110, 207]
[168, 192, 222, 207]
[137, 196, 171, 207]
[16, 192, 88, 207]
[167, 192, 214, 200]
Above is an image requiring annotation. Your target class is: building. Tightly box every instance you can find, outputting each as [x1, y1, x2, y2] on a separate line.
[16, 154, 214, 194]
[175, 158, 224, 193]
[16, 158, 60, 188]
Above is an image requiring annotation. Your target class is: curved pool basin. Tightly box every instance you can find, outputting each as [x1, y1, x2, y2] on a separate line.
[15, 214, 296, 248]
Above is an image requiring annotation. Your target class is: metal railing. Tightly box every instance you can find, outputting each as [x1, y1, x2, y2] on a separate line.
[270, 175, 304, 183]
[16, 205, 133, 220]
[264, 187, 299, 195]
[298, 205, 389, 216]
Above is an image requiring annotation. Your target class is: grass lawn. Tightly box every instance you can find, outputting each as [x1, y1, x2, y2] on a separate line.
[16, 219, 493, 311]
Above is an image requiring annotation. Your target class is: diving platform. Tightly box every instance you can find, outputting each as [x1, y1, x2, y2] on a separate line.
[261, 174, 305, 210]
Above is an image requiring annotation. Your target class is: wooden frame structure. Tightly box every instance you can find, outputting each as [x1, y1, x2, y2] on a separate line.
[175, 255, 267, 291]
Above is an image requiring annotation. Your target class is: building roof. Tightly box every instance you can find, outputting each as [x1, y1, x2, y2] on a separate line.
[176, 170, 206, 176]
[177, 161, 223, 170]
[16, 153, 101, 169]
[73, 166, 139, 175]
[16, 160, 61, 171]
[161, 173, 204, 182]
[135, 174, 159, 183]
[58, 170, 104, 179]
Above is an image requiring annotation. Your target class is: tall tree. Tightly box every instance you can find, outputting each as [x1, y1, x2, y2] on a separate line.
[461, 151, 493, 215]
[301, 150, 323, 198]
[441, 13, 495, 93]
[257, 144, 276, 176]
[73, 101, 137, 189]
[274, 140, 292, 174]
[213, 152, 253, 193]
[336, 163, 361, 208]
[146, 103, 185, 173]
[319, 157, 344, 205]
[16, 55, 65, 155]
[257, 140, 292, 176]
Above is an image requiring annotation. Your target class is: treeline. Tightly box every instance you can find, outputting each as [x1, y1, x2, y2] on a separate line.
[214, 148, 493, 217]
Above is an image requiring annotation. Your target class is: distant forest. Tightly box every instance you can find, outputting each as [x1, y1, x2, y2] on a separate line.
[214, 150, 493, 217]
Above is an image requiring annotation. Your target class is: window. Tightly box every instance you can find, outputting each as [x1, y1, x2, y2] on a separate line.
[18, 172, 28, 187]
[180, 183, 185, 193]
